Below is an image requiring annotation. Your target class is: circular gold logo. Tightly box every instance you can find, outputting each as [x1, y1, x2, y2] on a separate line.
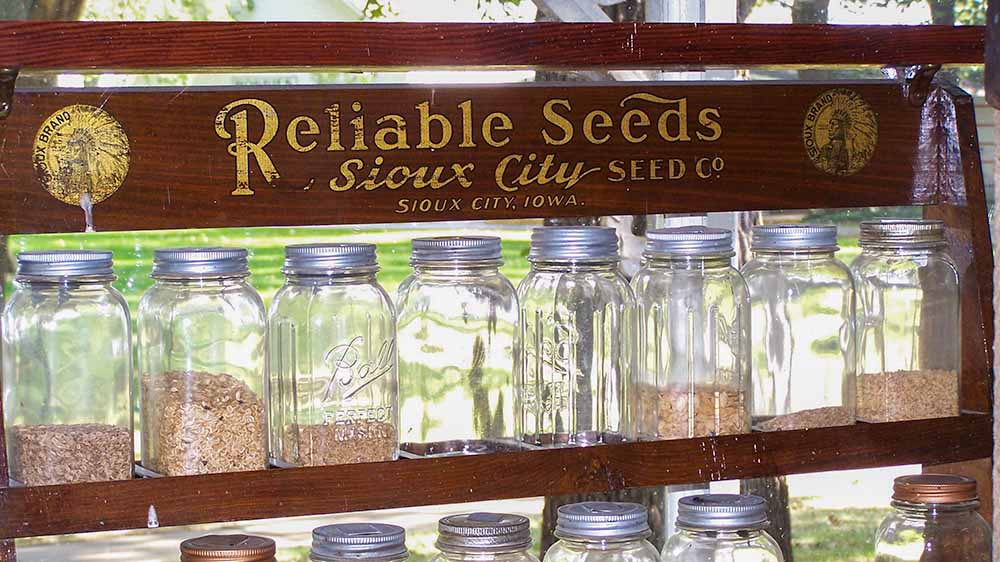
[33, 104, 130, 206]
[803, 88, 878, 176]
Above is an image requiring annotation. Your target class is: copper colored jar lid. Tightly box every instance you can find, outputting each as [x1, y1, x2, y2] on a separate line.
[892, 474, 978, 504]
[181, 534, 277, 562]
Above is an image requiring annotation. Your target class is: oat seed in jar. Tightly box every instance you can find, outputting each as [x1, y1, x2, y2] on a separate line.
[631, 227, 750, 440]
[269, 244, 398, 467]
[2, 251, 133, 486]
[853, 220, 960, 422]
[138, 248, 267, 476]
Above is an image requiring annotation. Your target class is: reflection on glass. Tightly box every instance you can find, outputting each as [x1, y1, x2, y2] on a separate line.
[397, 236, 517, 455]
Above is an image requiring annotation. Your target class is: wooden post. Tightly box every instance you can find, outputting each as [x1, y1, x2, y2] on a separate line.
[921, 81, 995, 524]
[987, 0, 1000, 544]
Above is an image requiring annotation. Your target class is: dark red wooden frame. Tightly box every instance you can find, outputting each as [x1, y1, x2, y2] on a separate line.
[0, 21, 992, 561]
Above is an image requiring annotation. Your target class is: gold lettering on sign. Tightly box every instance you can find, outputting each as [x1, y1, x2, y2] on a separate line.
[213, 92, 730, 200]
[214, 98, 281, 196]
[287, 115, 319, 153]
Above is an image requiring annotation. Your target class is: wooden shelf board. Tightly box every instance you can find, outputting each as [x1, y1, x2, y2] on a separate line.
[0, 22, 985, 71]
[0, 414, 989, 540]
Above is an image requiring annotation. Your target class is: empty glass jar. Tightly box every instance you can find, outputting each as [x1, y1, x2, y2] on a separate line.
[742, 225, 855, 431]
[431, 513, 539, 562]
[310, 523, 408, 562]
[544, 502, 659, 562]
[269, 244, 398, 467]
[181, 534, 277, 562]
[397, 237, 517, 455]
[853, 219, 960, 422]
[2, 251, 133, 486]
[138, 248, 267, 476]
[875, 475, 990, 562]
[517, 227, 634, 446]
[661, 494, 783, 562]
[632, 227, 750, 440]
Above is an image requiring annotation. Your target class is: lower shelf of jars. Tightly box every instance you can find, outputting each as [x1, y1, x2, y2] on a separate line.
[0, 413, 989, 540]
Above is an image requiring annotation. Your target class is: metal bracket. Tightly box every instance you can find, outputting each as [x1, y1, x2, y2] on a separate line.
[885, 64, 941, 107]
[0, 68, 19, 119]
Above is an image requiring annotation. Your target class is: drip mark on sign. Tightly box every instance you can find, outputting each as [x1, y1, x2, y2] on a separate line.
[80, 191, 95, 232]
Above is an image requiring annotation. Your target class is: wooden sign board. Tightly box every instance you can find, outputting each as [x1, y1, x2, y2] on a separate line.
[0, 81, 934, 234]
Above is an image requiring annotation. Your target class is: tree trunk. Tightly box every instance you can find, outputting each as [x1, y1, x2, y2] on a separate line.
[790, 0, 830, 23]
[928, 0, 956, 25]
[741, 478, 794, 562]
[737, 0, 758, 23]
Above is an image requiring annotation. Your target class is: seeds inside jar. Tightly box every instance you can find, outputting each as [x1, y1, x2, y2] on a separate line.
[141, 371, 266, 476]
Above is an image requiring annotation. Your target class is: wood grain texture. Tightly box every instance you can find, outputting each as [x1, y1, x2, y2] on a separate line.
[0, 22, 985, 71]
[0, 81, 933, 234]
[924, 85, 995, 414]
[0, 415, 989, 540]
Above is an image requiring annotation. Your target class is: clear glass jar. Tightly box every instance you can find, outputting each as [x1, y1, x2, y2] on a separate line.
[397, 237, 517, 455]
[544, 502, 659, 562]
[2, 251, 133, 486]
[138, 248, 267, 476]
[181, 534, 277, 562]
[875, 475, 990, 562]
[632, 227, 750, 440]
[431, 513, 539, 562]
[310, 523, 408, 562]
[517, 227, 634, 446]
[853, 219, 960, 422]
[269, 244, 398, 467]
[742, 225, 855, 431]
[662, 494, 783, 562]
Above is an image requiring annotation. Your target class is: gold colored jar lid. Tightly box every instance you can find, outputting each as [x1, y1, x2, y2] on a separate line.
[181, 534, 276, 562]
[892, 474, 978, 504]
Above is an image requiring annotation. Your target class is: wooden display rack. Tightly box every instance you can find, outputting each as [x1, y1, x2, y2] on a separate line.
[0, 21, 993, 561]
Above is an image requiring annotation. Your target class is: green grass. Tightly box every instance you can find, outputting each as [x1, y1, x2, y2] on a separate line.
[791, 504, 889, 562]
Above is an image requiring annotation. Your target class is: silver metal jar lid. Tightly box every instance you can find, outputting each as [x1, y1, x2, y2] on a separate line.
[310, 523, 407, 561]
[644, 227, 734, 257]
[152, 247, 249, 278]
[529, 226, 619, 261]
[16, 250, 114, 278]
[859, 219, 945, 248]
[283, 244, 378, 275]
[435, 513, 531, 553]
[555, 502, 650, 540]
[751, 224, 838, 251]
[410, 237, 502, 264]
[676, 494, 768, 531]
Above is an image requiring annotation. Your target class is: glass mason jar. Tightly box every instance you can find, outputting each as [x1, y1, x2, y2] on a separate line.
[2, 251, 133, 486]
[269, 244, 398, 467]
[431, 513, 539, 562]
[310, 523, 408, 562]
[397, 236, 517, 455]
[853, 219, 960, 422]
[181, 534, 277, 562]
[742, 225, 855, 431]
[875, 475, 990, 562]
[517, 226, 634, 446]
[632, 227, 750, 440]
[662, 494, 783, 562]
[544, 502, 659, 562]
[138, 248, 267, 476]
